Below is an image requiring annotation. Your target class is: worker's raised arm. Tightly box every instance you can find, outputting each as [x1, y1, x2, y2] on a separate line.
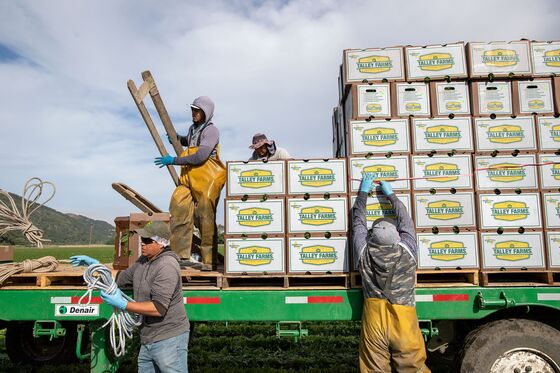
[352, 175, 374, 260]
[173, 126, 219, 166]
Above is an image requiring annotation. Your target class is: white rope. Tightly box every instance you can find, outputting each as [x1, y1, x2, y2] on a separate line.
[0, 256, 59, 286]
[0, 177, 55, 248]
[79, 264, 142, 357]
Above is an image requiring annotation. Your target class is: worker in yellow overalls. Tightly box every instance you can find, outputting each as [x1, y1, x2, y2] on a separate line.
[155, 96, 225, 271]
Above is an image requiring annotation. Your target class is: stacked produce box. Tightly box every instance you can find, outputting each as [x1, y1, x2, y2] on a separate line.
[334, 39, 560, 280]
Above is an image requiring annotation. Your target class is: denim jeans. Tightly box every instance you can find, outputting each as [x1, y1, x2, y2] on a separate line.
[138, 331, 189, 373]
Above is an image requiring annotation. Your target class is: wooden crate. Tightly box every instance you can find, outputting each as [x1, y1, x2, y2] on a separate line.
[480, 270, 553, 287]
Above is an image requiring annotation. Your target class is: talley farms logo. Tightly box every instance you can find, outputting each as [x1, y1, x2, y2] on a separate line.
[486, 101, 504, 111]
[551, 163, 560, 180]
[354, 54, 393, 74]
[549, 197, 560, 218]
[358, 126, 398, 147]
[362, 164, 399, 181]
[405, 102, 422, 112]
[234, 206, 273, 227]
[490, 201, 530, 221]
[416, 52, 454, 71]
[481, 49, 519, 67]
[365, 202, 396, 221]
[366, 103, 383, 113]
[421, 124, 461, 144]
[485, 238, 532, 261]
[423, 199, 464, 220]
[445, 101, 462, 111]
[298, 206, 337, 226]
[294, 166, 335, 188]
[478, 161, 526, 183]
[486, 125, 524, 144]
[528, 99, 545, 110]
[293, 243, 338, 265]
[543, 49, 560, 67]
[421, 238, 467, 261]
[418, 161, 460, 183]
[542, 122, 560, 142]
[235, 168, 274, 189]
[232, 244, 274, 266]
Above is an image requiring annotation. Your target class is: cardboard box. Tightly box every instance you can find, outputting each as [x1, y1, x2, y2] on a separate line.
[414, 192, 476, 229]
[350, 193, 411, 230]
[545, 231, 560, 269]
[349, 156, 410, 192]
[288, 236, 349, 274]
[536, 116, 560, 151]
[287, 197, 348, 234]
[530, 41, 560, 77]
[287, 159, 347, 195]
[227, 161, 286, 197]
[344, 83, 391, 119]
[225, 199, 285, 235]
[342, 47, 406, 85]
[467, 40, 532, 78]
[474, 154, 538, 191]
[429, 81, 471, 116]
[224, 237, 285, 274]
[411, 117, 474, 153]
[538, 154, 560, 189]
[405, 42, 468, 81]
[479, 231, 545, 269]
[512, 79, 555, 115]
[0, 246, 13, 262]
[542, 192, 560, 228]
[392, 82, 431, 117]
[348, 119, 411, 156]
[474, 116, 537, 153]
[470, 81, 513, 116]
[478, 193, 542, 229]
[411, 154, 473, 190]
[416, 232, 479, 269]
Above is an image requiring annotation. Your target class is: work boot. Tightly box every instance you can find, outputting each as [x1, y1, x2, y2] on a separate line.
[179, 259, 202, 270]
[200, 246, 214, 271]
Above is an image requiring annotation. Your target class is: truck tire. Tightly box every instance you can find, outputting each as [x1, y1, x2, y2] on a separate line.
[5, 321, 78, 365]
[456, 318, 560, 373]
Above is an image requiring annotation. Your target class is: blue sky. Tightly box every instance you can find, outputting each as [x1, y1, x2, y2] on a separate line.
[1, 0, 559, 224]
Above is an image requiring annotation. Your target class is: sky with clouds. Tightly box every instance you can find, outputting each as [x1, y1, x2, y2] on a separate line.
[1, 0, 559, 224]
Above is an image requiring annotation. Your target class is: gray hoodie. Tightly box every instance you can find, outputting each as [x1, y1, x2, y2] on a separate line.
[117, 248, 189, 344]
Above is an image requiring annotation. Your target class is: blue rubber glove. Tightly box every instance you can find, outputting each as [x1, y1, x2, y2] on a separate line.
[379, 180, 393, 196]
[154, 154, 174, 168]
[100, 289, 128, 311]
[359, 173, 375, 193]
[69, 255, 99, 267]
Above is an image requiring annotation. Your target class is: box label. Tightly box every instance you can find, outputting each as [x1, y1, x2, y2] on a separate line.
[539, 154, 560, 189]
[225, 237, 285, 274]
[227, 161, 285, 196]
[417, 232, 479, 269]
[469, 41, 532, 76]
[475, 155, 538, 190]
[546, 232, 560, 268]
[531, 41, 560, 75]
[480, 232, 545, 269]
[288, 198, 348, 233]
[479, 194, 541, 229]
[412, 117, 473, 153]
[406, 43, 467, 80]
[543, 193, 560, 228]
[474, 117, 536, 152]
[225, 199, 284, 234]
[345, 48, 405, 82]
[396, 83, 430, 116]
[349, 156, 410, 191]
[476, 81, 513, 115]
[414, 192, 475, 228]
[537, 116, 560, 151]
[357, 84, 391, 117]
[412, 155, 473, 190]
[434, 81, 471, 115]
[349, 119, 410, 155]
[350, 194, 411, 229]
[288, 237, 348, 273]
[287, 160, 347, 195]
[517, 80, 554, 114]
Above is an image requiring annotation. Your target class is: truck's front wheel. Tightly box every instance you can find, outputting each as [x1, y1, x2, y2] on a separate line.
[456, 318, 560, 373]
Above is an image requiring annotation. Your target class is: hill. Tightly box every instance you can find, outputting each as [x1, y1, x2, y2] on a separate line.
[0, 192, 114, 246]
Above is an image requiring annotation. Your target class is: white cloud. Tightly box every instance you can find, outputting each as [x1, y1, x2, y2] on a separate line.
[0, 0, 559, 225]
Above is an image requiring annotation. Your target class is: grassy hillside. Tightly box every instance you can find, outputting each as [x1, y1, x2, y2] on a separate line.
[0, 192, 114, 246]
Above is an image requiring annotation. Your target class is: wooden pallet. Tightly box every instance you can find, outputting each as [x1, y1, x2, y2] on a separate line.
[222, 274, 286, 289]
[350, 272, 362, 288]
[480, 270, 553, 287]
[286, 274, 348, 289]
[552, 271, 560, 285]
[417, 269, 479, 288]
[180, 269, 223, 289]
[1, 264, 89, 288]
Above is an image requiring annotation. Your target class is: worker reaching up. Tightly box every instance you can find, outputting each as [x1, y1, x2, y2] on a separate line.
[155, 96, 226, 271]
[352, 175, 430, 373]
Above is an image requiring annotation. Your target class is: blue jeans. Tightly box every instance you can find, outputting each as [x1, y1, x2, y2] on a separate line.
[138, 331, 189, 373]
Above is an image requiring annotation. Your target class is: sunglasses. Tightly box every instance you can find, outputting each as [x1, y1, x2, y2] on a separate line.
[141, 237, 155, 245]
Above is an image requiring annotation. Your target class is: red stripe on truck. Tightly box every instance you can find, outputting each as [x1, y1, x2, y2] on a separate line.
[186, 297, 221, 304]
[307, 296, 343, 304]
[433, 294, 469, 302]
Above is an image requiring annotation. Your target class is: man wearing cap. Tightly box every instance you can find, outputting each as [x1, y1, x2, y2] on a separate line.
[154, 96, 226, 271]
[248, 133, 292, 161]
[70, 221, 190, 372]
[352, 174, 430, 373]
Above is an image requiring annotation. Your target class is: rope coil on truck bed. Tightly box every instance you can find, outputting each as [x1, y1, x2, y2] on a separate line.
[79, 264, 142, 357]
[0, 256, 58, 286]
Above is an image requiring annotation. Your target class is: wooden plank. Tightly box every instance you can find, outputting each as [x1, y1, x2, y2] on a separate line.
[480, 270, 553, 287]
[417, 269, 479, 287]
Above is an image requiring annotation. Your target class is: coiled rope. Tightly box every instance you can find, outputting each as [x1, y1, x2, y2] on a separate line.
[0, 178, 55, 248]
[0, 256, 59, 286]
[79, 264, 142, 357]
